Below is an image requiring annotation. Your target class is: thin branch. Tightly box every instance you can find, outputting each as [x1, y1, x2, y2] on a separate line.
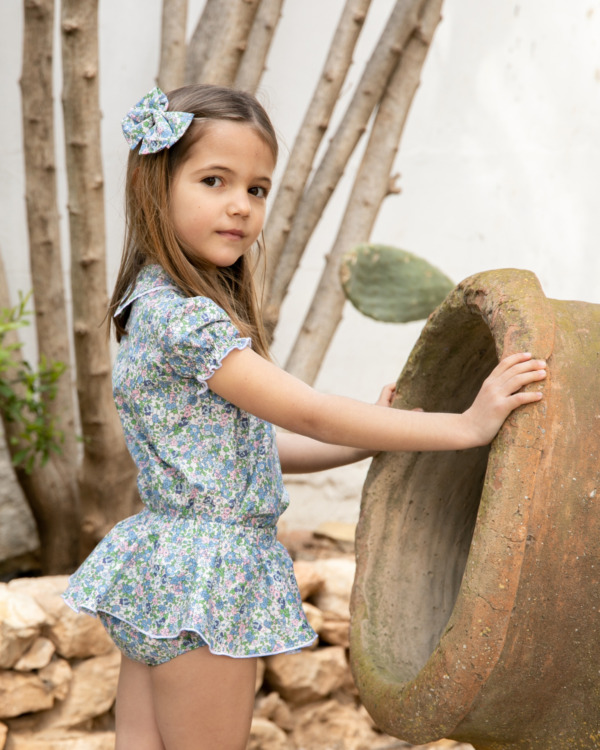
[157, 0, 189, 92]
[185, 0, 230, 85]
[285, 0, 445, 384]
[187, 0, 261, 87]
[265, 0, 429, 337]
[262, 0, 372, 312]
[233, 0, 285, 93]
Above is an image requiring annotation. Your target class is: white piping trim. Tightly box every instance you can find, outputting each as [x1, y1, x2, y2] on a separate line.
[62, 598, 318, 659]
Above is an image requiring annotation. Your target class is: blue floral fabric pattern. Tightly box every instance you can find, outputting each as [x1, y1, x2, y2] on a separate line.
[99, 611, 207, 666]
[121, 87, 194, 155]
[63, 265, 317, 658]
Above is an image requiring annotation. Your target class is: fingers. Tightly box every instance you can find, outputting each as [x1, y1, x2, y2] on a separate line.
[507, 389, 545, 408]
[498, 366, 546, 398]
[375, 383, 396, 407]
[489, 352, 546, 393]
[495, 353, 546, 376]
[494, 351, 536, 372]
[463, 352, 546, 446]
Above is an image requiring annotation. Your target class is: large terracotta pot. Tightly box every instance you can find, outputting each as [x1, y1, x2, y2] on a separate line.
[350, 269, 600, 750]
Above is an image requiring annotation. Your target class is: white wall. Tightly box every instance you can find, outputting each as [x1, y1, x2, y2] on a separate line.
[1, 1, 599, 528]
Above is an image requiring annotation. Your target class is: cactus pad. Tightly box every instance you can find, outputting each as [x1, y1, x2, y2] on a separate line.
[340, 244, 454, 323]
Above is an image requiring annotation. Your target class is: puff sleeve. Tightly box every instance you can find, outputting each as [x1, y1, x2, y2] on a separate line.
[161, 296, 251, 390]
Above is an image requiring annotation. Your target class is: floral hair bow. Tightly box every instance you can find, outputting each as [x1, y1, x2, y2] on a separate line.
[121, 87, 194, 155]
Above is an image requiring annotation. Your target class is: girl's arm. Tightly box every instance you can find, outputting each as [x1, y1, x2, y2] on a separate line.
[207, 348, 546, 453]
[276, 433, 374, 473]
[276, 384, 396, 474]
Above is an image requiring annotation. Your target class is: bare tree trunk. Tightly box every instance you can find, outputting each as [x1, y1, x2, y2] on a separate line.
[61, 0, 140, 558]
[185, 0, 230, 85]
[198, 0, 261, 86]
[19, 0, 80, 573]
[265, 0, 428, 336]
[0, 250, 77, 574]
[262, 0, 371, 313]
[186, 0, 261, 87]
[233, 0, 285, 93]
[285, 0, 444, 384]
[157, 0, 189, 92]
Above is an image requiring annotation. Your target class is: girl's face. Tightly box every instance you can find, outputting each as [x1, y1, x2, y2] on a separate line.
[170, 121, 275, 268]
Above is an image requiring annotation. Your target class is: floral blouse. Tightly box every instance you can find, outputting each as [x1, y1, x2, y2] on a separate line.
[62, 264, 316, 657]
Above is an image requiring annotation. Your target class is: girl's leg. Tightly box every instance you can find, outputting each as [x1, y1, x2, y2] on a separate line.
[149, 647, 257, 750]
[115, 654, 165, 750]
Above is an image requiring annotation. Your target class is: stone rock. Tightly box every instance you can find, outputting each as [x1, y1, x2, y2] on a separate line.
[254, 691, 294, 732]
[247, 717, 292, 750]
[0, 721, 7, 749]
[335, 662, 360, 703]
[314, 521, 356, 544]
[0, 586, 48, 668]
[49, 612, 115, 661]
[276, 527, 316, 558]
[319, 616, 350, 648]
[302, 602, 324, 635]
[38, 659, 73, 702]
[291, 699, 394, 750]
[0, 656, 72, 721]
[5, 730, 115, 750]
[0, 427, 39, 567]
[37, 651, 120, 730]
[8, 579, 114, 660]
[13, 639, 56, 672]
[310, 557, 355, 619]
[0, 672, 55, 719]
[264, 646, 349, 706]
[293, 560, 324, 601]
[7, 579, 69, 623]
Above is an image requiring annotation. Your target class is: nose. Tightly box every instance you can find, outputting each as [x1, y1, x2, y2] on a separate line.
[227, 189, 250, 218]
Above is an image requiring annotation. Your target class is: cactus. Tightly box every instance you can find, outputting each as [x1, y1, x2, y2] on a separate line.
[340, 244, 454, 323]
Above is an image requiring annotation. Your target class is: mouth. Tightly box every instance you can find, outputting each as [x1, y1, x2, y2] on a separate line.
[217, 229, 245, 240]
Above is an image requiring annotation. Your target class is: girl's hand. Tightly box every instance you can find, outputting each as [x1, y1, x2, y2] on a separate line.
[376, 383, 396, 407]
[462, 352, 546, 446]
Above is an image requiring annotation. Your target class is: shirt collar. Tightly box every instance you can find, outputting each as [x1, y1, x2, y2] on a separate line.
[114, 265, 179, 316]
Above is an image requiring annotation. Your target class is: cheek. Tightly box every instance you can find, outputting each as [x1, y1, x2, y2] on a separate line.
[169, 187, 187, 233]
[253, 204, 267, 230]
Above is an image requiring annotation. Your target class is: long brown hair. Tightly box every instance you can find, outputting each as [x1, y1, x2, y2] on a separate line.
[109, 84, 278, 358]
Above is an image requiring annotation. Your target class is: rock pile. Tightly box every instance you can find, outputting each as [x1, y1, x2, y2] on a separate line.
[0, 576, 118, 749]
[0, 529, 473, 750]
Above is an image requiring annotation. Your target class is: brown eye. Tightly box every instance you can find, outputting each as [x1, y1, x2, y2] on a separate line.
[202, 176, 223, 187]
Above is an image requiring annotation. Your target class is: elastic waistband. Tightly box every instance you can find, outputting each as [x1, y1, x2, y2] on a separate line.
[137, 507, 278, 542]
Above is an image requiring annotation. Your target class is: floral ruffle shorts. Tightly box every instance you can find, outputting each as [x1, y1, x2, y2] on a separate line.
[99, 612, 207, 666]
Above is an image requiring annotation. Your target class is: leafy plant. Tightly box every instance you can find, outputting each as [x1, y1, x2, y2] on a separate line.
[0, 294, 66, 473]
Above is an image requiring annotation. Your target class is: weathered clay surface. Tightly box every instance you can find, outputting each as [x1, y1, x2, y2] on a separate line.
[350, 269, 600, 749]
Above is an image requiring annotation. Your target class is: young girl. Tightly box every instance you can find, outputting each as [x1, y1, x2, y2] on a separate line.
[63, 84, 546, 750]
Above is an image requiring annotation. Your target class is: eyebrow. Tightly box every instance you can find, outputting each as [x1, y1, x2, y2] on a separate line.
[192, 164, 272, 187]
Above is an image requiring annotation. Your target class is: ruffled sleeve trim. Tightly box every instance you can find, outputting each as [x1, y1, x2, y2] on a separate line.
[161, 295, 251, 390]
